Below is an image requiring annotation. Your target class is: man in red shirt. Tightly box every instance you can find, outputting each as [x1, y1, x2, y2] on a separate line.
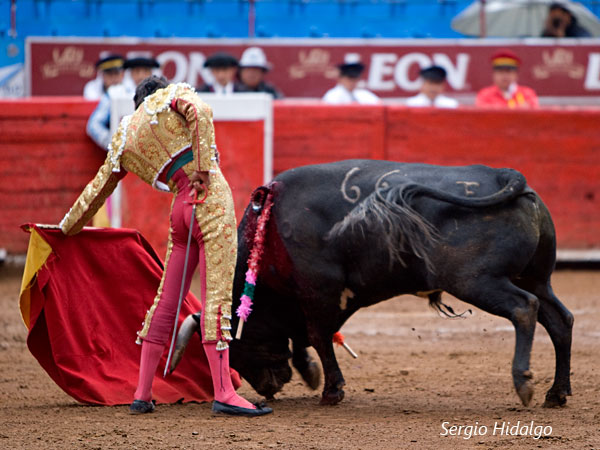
[476, 50, 539, 109]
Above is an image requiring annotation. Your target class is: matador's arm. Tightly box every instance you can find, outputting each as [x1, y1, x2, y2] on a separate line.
[60, 119, 129, 235]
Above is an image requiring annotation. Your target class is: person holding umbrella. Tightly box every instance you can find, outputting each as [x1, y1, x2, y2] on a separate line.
[451, 0, 600, 38]
[475, 50, 539, 109]
[542, 2, 592, 37]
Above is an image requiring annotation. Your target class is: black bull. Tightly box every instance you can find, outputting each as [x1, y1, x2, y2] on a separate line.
[208, 160, 573, 407]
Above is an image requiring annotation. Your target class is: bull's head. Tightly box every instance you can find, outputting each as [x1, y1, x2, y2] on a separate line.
[229, 313, 293, 399]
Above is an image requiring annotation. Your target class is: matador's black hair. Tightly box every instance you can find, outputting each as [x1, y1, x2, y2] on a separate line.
[134, 75, 169, 110]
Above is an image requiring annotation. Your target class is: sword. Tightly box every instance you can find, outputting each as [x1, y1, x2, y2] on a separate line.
[164, 186, 208, 377]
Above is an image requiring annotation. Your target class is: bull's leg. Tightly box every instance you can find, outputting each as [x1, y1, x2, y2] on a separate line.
[451, 276, 540, 406]
[534, 285, 573, 407]
[306, 323, 345, 405]
[514, 275, 574, 407]
[292, 342, 321, 390]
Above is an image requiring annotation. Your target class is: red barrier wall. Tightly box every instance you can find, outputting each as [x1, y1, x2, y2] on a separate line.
[383, 107, 600, 250]
[1, 99, 598, 254]
[0, 98, 103, 252]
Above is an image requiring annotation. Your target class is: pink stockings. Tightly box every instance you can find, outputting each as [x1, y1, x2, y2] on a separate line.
[133, 169, 253, 409]
[133, 341, 163, 402]
[134, 341, 254, 409]
[204, 343, 255, 408]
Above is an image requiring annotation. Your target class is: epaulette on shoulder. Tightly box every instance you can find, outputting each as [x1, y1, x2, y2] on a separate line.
[143, 82, 196, 124]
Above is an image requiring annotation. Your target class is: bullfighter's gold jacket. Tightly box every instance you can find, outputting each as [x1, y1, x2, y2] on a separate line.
[59, 83, 236, 346]
[60, 82, 218, 235]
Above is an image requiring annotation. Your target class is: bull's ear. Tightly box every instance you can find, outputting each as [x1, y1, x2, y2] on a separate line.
[251, 186, 270, 212]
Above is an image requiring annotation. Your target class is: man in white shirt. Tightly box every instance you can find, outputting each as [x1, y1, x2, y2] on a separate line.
[322, 54, 380, 105]
[197, 52, 244, 95]
[86, 57, 161, 150]
[238, 47, 283, 98]
[405, 66, 459, 109]
[83, 55, 125, 101]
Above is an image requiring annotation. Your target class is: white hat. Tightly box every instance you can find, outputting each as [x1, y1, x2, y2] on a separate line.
[343, 53, 362, 65]
[239, 47, 272, 71]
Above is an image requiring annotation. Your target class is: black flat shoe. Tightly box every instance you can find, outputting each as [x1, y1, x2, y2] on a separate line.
[129, 399, 155, 414]
[212, 400, 273, 417]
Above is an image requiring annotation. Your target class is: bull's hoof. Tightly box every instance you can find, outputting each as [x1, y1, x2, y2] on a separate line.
[320, 389, 345, 406]
[517, 381, 534, 406]
[515, 370, 534, 406]
[515, 371, 534, 406]
[542, 390, 568, 408]
[300, 361, 321, 390]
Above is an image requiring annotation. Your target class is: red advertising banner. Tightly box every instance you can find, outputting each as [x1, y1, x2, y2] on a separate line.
[27, 37, 600, 98]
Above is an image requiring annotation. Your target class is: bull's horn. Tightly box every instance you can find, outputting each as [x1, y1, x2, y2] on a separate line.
[168, 314, 200, 374]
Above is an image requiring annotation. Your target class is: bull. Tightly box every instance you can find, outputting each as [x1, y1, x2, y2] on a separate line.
[176, 160, 573, 408]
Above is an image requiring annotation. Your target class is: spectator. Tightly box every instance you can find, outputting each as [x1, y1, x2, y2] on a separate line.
[87, 56, 161, 151]
[476, 50, 539, 109]
[124, 56, 161, 88]
[542, 3, 591, 37]
[405, 66, 458, 108]
[83, 54, 125, 100]
[197, 52, 244, 94]
[238, 47, 283, 98]
[322, 54, 380, 105]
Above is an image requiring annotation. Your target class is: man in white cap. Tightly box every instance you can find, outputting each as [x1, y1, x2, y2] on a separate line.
[322, 54, 380, 105]
[83, 54, 125, 100]
[87, 56, 161, 150]
[238, 47, 283, 99]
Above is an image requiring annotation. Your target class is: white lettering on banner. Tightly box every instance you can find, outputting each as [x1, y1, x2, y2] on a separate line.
[394, 52, 432, 90]
[367, 52, 470, 92]
[432, 53, 469, 90]
[157, 51, 188, 82]
[584, 53, 600, 90]
[368, 53, 397, 91]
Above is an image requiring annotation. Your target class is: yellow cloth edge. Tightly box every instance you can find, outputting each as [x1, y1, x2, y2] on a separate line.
[19, 227, 53, 330]
[92, 203, 111, 228]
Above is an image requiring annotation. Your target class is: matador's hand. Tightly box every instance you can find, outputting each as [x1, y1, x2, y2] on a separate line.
[189, 170, 210, 197]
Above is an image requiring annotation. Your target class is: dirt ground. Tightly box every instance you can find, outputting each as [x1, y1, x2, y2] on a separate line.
[0, 265, 598, 449]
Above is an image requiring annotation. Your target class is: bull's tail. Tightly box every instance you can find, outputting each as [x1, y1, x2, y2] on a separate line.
[428, 291, 472, 319]
[236, 185, 275, 329]
[327, 169, 527, 272]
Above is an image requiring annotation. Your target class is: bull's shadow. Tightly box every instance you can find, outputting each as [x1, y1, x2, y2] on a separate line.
[230, 160, 573, 408]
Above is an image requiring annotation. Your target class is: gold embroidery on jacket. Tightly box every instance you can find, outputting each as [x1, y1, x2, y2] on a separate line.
[195, 169, 237, 343]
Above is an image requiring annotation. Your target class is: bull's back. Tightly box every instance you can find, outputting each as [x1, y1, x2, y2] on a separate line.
[274, 160, 523, 202]
[272, 160, 525, 230]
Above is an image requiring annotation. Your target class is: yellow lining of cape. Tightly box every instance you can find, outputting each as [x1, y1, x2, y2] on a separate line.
[19, 227, 53, 330]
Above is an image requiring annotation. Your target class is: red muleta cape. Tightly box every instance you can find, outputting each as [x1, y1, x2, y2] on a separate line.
[19, 224, 240, 405]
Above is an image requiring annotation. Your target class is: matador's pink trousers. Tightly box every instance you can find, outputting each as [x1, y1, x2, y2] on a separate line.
[134, 168, 254, 409]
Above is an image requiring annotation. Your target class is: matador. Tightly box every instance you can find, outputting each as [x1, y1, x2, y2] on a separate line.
[60, 76, 271, 416]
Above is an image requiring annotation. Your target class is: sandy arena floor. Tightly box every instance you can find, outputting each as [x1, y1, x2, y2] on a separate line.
[0, 266, 598, 449]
